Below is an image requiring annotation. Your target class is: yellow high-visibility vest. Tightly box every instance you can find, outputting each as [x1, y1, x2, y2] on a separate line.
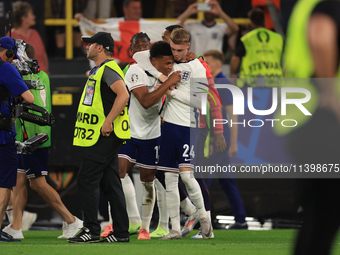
[238, 27, 283, 88]
[73, 60, 130, 147]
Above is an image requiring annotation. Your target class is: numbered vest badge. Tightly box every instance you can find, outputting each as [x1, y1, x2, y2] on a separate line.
[83, 79, 96, 106]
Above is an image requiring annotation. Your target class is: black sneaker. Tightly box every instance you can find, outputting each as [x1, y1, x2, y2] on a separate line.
[0, 231, 21, 242]
[99, 232, 129, 243]
[68, 227, 100, 243]
[228, 222, 249, 230]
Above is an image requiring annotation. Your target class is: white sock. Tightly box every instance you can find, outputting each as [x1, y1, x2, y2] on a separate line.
[121, 175, 141, 225]
[140, 181, 155, 232]
[108, 202, 112, 225]
[165, 172, 181, 233]
[154, 178, 169, 231]
[6, 205, 13, 223]
[180, 197, 196, 216]
[180, 171, 207, 219]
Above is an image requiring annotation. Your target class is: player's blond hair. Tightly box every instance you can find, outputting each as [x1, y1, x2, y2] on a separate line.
[170, 28, 190, 45]
[203, 50, 224, 64]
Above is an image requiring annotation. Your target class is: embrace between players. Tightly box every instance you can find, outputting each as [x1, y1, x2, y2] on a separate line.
[115, 26, 224, 240]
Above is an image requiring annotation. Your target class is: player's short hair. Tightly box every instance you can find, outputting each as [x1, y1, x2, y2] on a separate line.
[130, 32, 151, 48]
[123, 0, 140, 8]
[165, 24, 183, 33]
[13, 1, 33, 29]
[150, 41, 172, 59]
[203, 50, 224, 64]
[25, 43, 35, 59]
[248, 8, 265, 27]
[0, 47, 6, 53]
[170, 28, 190, 45]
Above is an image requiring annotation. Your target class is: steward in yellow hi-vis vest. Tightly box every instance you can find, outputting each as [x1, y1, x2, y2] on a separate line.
[238, 27, 283, 87]
[73, 59, 130, 147]
[69, 32, 130, 242]
[232, 8, 283, 87]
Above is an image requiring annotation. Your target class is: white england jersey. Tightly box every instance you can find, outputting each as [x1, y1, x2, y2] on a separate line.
[185, 21, 227, 56]
[125, 64, 162, 140]
[163, 59, 207, 128]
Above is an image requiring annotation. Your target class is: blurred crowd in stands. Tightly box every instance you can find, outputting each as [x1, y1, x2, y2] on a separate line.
[1, 0, 298, 68]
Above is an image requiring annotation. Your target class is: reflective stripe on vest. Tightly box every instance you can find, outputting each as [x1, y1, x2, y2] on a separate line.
[238, 27, 283, 88]
[73, 60, 130, 147]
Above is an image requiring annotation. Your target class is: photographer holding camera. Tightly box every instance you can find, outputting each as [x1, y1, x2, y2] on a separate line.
[0, 36, 34, 242]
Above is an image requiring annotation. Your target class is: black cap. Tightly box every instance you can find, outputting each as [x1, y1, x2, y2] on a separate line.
[82, 32, 114, 52]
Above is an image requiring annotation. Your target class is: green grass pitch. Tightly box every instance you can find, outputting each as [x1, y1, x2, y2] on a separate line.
[1, 229, 340, 255]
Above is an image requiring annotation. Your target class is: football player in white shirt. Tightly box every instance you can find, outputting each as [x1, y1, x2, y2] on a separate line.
[119, 41, 181, 240]
[101, 32, 152, 238]
[134, 28, 214, 240]
[177, 0, 239, 56]
[160, 28, 214, 240]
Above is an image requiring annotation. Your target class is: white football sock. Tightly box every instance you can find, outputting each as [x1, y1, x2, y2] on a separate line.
[207, 210, 211, 222]
[180, 171, 207, 219]
[154, 178, 169, 231]
[121, 175, 141, 225]
[140, 181, 155, 232]
[6, 205, 13, 223]
[180, 197, 196, 216]
[165, 172, 181, 233]
[108, 202, 112, 225]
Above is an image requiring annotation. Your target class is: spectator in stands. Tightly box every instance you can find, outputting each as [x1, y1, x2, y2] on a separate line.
[177, 0, 239, 56]
[83, 0, 113, 19]
[75, 0, 143, 23]
[10, 1, 49, 73]
[122, 0, 143, 21]
[173, 0, 196, 18]
[74, 0, 144, 66]
[52, 0, 88, 57]
[252, 0, 281, 31]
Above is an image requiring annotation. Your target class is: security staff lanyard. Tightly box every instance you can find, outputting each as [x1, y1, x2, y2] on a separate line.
[89, 59, 114, 76]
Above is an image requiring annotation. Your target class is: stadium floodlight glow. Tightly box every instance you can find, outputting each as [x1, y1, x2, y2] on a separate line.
[216, 215, 255, 221]
[218, 220, 235, 224]
[215, 215, 273, 230]
[216, 215, 234, 220]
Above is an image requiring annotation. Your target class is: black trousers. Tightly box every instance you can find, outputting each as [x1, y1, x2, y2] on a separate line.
[77, 136, 129, 238]
[287, 109, 340, 255]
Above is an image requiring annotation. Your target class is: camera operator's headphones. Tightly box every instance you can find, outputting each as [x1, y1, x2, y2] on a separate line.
[6, 49, 15, 58]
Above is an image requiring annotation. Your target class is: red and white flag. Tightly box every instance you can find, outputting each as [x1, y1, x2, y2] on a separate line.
[79, 18, 174, 63]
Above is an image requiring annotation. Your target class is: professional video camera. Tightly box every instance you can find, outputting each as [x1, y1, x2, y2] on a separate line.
[12, 39, 43, 89]
[0, 38, 55, 130]
[0, 37, 54, 154]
